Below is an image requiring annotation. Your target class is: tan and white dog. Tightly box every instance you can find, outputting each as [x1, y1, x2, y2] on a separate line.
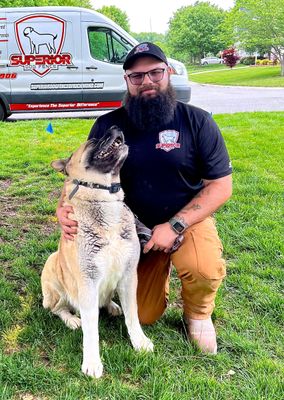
[41, 126, 153, 378]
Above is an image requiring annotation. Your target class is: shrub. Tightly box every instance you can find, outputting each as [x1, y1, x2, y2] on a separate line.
[256, 59, 276, 66]
[222, 48, 240, 69]
[240, 56, 255, 65]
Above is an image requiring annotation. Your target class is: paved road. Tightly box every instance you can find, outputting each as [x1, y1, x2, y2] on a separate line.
[189, 81, 284, 114]
[7, 82, 284, 121]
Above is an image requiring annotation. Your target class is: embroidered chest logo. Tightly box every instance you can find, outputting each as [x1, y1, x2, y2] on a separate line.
[155, 130, 181, 152]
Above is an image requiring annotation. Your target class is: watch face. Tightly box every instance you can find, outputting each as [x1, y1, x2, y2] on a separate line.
[173, 221, 184, 233]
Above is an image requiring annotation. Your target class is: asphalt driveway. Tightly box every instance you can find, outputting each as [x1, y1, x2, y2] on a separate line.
[189, 81, 284, 114]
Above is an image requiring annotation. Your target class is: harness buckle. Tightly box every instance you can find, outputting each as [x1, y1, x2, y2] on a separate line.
[110, 183, 121, 193]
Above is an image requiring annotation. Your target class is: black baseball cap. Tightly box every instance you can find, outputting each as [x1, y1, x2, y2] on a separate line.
[123, 42, 168, 70]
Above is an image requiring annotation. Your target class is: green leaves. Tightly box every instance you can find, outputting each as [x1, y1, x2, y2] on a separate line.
[167, 2, 229, 63]
[229, 0, 284, 74]
[96, 5, 130, 33]
[1, 0, 93, 8]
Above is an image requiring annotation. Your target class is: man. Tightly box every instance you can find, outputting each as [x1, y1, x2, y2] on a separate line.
[57, 42, 232, 354]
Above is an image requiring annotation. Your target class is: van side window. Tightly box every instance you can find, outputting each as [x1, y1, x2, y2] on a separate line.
[88, 27, 133, 64]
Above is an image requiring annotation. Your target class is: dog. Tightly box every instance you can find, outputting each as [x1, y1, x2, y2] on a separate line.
[41, 126, 153, 378]
[23, 27, 57, 54]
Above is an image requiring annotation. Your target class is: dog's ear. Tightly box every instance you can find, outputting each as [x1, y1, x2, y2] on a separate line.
[51, 159, 68, 174]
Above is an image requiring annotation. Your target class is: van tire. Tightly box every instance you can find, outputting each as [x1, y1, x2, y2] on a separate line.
[0, 103, 6, 121]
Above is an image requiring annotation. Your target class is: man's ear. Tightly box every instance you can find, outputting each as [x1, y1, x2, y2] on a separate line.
[51, 159, 68, 174]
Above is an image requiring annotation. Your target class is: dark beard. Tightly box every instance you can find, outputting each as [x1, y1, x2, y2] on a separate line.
[124, 83, 176, 132]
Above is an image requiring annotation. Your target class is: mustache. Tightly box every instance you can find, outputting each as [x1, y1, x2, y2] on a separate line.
[138, 84, 159, 95]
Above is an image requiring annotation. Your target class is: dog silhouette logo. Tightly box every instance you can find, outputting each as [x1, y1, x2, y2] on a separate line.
[23, 26, 58, 54]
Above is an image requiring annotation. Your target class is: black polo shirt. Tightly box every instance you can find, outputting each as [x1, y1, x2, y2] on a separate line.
[88, 101, 232, 228]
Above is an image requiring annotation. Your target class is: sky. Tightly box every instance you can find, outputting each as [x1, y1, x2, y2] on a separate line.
[91, 0, 235, 33]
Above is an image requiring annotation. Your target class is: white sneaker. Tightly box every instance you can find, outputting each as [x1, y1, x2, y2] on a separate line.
[184, 316, 218, 354]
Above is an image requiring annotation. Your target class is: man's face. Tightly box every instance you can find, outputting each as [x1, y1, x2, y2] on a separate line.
[124, 56, 170, 98]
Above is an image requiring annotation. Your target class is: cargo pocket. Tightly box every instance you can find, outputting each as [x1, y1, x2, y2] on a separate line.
[190, 226, 226, 280]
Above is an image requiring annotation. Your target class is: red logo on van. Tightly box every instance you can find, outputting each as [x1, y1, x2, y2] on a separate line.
[10, 14, 73, 77]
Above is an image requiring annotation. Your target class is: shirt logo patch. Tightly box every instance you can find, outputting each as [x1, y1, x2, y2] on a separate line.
[156, 130, 181, 152]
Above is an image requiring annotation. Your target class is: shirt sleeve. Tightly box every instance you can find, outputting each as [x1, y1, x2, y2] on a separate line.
[197, 115, 232, 180]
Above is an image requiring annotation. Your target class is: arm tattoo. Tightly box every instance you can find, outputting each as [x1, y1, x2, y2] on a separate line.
[194, 187, 210, 199]
[177, 188, 210, 216]
[178, 203, 202, 217]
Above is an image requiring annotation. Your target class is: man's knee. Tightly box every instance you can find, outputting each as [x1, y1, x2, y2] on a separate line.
[138, 303, 166, 325]
[172, 218, 227, 282]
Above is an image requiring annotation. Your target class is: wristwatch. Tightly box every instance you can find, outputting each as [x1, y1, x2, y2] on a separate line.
[169, 217, 189, 234]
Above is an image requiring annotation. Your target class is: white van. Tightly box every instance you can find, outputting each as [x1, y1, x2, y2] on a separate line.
[0, 6, 191, 121]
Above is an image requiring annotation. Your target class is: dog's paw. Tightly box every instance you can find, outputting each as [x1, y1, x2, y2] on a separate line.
[107, 300, 122, 317]
[81, 360, 103, 379]
[132, 335, 154, 353]
[65, 315, 81, 330]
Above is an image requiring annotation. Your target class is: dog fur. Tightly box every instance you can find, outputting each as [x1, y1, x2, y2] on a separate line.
[41, 126, 153, 378]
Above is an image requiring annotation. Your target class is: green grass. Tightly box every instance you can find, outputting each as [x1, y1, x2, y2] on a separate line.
[0, 114, 283, 399]
[187, 63, 246, 74]
[188, 65, 284, 87]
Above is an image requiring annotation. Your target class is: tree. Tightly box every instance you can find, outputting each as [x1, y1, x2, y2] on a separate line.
[131, 32, 169, 54]
[132, 32, 165, 45]
[1, 0, 92, 7]
[96, 5, 130, 33]
[167, 1, 230, 64]
[230, 0, 284, 76]
[222, 48, 240, 68]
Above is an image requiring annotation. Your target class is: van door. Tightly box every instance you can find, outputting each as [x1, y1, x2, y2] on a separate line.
[81, 23, 133, 110]
[6, 11, 82, 113]
[0, 12, 11, 113]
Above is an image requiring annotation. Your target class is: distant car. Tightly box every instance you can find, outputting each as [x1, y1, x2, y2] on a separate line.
[201, 56, 224, 65]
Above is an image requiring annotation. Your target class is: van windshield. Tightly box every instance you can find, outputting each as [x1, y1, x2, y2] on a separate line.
[88, 27, 133, 64]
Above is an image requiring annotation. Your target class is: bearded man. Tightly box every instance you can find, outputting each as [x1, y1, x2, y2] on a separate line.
[57, 42, 232, 354]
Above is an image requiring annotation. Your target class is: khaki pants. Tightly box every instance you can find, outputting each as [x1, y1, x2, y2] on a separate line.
[137, 217, 226, 324]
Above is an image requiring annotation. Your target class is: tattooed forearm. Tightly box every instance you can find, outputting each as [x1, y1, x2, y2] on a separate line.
[172, 176, 232, 228]
[182, 203, 201, 213]
[176, 188, 209, 217]
[193, 187, 210, 199]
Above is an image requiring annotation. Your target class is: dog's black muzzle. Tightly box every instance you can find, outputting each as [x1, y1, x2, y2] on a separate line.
[86, 126, 127, 174]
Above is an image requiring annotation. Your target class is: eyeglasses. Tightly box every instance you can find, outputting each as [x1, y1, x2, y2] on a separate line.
[126, 68, 166, 85]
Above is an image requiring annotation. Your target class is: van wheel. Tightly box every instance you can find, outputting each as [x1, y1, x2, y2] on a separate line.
[0, 104, 6, 121]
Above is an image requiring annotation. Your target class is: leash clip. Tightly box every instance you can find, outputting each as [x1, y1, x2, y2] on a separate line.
[69, 179, 79, 200]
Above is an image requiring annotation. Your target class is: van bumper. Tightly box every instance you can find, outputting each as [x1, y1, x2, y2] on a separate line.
[174, 85, 191, 103]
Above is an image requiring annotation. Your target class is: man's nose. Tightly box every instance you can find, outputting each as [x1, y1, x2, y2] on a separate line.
[142, 73, 152, 84]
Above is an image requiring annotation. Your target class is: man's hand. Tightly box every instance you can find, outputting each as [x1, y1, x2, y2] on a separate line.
[56, 205, 78, 241]
[143, 223, 178, 254]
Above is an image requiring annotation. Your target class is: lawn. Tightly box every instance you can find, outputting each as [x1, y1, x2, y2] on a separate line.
[188, 65, 284, 87]
[187, 63, 246, 74]
[0, 114, 283, 399]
